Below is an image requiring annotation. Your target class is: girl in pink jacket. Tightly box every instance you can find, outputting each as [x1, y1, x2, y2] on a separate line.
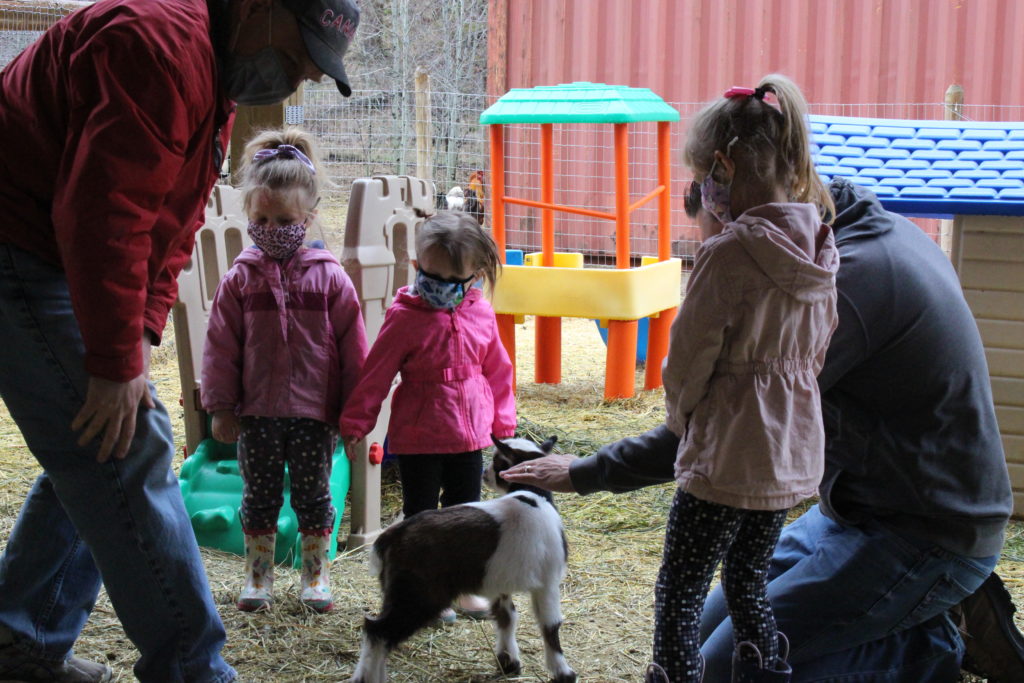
[201, 128, 368, 614]
[340, 210, 516, 620]
[647, 76, 838, 683]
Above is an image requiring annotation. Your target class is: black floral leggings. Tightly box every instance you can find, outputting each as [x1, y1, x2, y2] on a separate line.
[653, 489, 788, 682]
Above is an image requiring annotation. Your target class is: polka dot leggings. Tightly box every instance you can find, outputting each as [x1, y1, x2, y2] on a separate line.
[237, 416, 337, 533]
[653, 489, 788, 682]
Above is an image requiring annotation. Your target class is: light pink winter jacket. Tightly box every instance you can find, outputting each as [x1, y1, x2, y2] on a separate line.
[339, 286, 516, 454]
[664, 203, 839, 511]
[201, 247, 368, 425]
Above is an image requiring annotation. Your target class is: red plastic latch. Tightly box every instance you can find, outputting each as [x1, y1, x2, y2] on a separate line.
[368, 442, 384, 465]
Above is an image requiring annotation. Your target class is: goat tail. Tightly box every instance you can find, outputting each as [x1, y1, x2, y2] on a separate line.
[368, 544, 384, 579]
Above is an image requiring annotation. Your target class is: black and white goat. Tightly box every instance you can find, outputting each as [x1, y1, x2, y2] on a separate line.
[351, 435, 576, 683]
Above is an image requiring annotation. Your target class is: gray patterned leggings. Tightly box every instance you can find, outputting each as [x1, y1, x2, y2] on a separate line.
[653, 489, 788, 682]
[237, 416, 338, 534]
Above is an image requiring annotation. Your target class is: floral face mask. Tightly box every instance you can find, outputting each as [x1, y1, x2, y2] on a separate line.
[700, 158, 734, 224]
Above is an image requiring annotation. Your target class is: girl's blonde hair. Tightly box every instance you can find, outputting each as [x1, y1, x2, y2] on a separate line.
[416, 210, 502, 294]
[238, 126, 325, 215]
[683, 74, 834, 222]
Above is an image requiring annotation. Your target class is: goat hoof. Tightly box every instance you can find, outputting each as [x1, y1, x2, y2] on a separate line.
[549, 671, 577, 683]
[496, 652, 521, 675]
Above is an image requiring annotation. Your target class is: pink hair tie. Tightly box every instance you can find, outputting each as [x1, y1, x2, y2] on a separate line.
[724, 86, 756, 98]
[252, 144, 316, 175]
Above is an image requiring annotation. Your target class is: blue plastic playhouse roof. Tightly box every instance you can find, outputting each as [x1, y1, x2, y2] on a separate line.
[809, 115, 1024, 217]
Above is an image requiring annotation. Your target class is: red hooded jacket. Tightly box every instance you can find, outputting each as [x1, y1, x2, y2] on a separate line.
[0, 0, 234, 381]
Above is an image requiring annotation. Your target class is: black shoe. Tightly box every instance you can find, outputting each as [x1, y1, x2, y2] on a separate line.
[956, 572, 1024, 683]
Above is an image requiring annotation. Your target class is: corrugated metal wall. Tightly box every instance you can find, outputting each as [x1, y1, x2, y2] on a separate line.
[486, 0, 1022, 258]
[490, 0, 1024, 115]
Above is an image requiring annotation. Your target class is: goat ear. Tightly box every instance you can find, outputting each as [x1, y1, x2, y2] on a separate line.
[540, 435, 558, 454]
[491, 434, 511, 455]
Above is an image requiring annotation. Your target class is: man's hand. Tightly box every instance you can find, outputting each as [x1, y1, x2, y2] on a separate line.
[211, 410, 240, 444]
[71, 373, 155, 462]
[500, 452, 580, 493]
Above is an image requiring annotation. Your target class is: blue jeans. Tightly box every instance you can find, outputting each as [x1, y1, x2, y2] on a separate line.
[0, 244, 235, 682]
[699, 505, 996, 682]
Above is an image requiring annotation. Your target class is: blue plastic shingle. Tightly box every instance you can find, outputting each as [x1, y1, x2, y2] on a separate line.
[916, 128, 961, 141]
[935, 139, 984, 152]
[881, 177, 924, 187]
[816, 165, 849, 177]
[827, 123, 873, 136]
[953, 169, 1000, 180]
[933, 160, 978, 172]
[998, 188, 1024, 199]
[898, 186, 947, 197]
[836, 157, 884, 169]
[856, 168, 904, 179]
[810, 122, 828, 135]
[891, 138, 936, 151]
[906, 169, 952, 180]
[979, 160, 1021, 171]
[850, 176, 878, 186]
[961, 129, 1006, 141]
[814, 154, 839, 166]
[812, 133, 847, 147]
[1003, 170, 1024, 180]
[820, 145, 864, 157]
[914, 149, 958, 161]
[871, 185, 899, 196]
[1005, 150, 1024, 161]
[846, 136, 890, 149]
[979, 179, 1024, 190]
[888, 159, 931, 170]
[865, 148, 911, 160]
[1008, 130, 1024, 141]
[983, 140, 1024, 152]
[871, 126, 916, 139]
[948, 187, 999, 199]
[926, 178, 973, 189]
[959, 150, 1003, 162]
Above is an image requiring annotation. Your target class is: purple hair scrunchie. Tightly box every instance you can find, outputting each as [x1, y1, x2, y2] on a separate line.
[252, 144, 316, 175]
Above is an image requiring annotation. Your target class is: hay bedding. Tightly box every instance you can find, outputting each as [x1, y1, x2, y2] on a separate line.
[0, 317, 1018, 681]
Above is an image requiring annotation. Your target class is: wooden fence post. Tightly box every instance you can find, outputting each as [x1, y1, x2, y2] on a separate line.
[940, 84, 964, 256]
[415, 67, 433, 181]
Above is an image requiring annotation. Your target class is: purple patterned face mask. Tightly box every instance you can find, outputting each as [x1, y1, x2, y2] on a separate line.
[700, 158, 734, 224]
[247, 221, 307, 260]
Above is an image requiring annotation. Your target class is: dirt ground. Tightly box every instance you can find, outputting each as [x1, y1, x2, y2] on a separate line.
[0, 316, 1020, 681]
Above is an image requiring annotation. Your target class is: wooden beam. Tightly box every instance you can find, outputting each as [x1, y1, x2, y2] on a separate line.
[486, 0, 508, 99]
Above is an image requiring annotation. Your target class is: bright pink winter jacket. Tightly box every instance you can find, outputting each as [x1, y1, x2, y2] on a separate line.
[339, 286, 516, 454]
[664, 203, 839, 511]
[201, 247, 368, 425]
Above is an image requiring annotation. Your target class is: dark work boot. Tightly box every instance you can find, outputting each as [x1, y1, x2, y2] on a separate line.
[956, 571, 1024, 683]
[731, 633, 791, 683]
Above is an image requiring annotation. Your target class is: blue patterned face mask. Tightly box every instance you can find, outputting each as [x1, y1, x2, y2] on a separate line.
[700, 137, 740, 224]
[415, 268, 475, 309]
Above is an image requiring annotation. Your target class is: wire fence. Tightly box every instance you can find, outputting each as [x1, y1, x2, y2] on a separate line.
[7, 5, 1024, 265]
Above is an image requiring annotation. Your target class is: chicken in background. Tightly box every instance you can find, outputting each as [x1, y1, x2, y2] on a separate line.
[434, 171, 486, 226]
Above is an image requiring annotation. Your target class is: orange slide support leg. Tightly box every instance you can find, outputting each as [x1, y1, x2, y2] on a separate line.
[535, 316, 561, 384]
[497, 313, 517, 391]
[604, 319, 638, 399]
[644, 306, 677, 390]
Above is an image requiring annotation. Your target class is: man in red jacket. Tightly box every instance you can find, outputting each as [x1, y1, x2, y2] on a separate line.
[0, 0, 358, 680]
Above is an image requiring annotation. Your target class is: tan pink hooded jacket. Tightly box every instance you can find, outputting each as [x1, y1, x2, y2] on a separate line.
[664, 203, 839, 511]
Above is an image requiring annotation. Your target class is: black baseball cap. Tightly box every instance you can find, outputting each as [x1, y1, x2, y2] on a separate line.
[281, 0, 360, 97]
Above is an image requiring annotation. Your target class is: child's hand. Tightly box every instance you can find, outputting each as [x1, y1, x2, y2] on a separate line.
[211, 410, 240, 444]
[342, 435, 362, 462]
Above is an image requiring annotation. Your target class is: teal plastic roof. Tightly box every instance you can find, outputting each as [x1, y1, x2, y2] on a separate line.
[480, 82, 680, 124]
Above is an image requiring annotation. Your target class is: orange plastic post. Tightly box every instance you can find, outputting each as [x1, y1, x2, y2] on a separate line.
[605, 123, 636, 399]
[488, 124, 516, 390]
[488, 124, 506, 253]
[536, 123, 561, 384]
[645, 120, 674, 390]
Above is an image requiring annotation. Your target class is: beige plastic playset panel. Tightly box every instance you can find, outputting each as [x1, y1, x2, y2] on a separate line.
[174, 175, 434, 550]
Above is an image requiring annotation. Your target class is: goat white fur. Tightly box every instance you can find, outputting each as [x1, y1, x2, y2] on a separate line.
[351, 436, 576, 683]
